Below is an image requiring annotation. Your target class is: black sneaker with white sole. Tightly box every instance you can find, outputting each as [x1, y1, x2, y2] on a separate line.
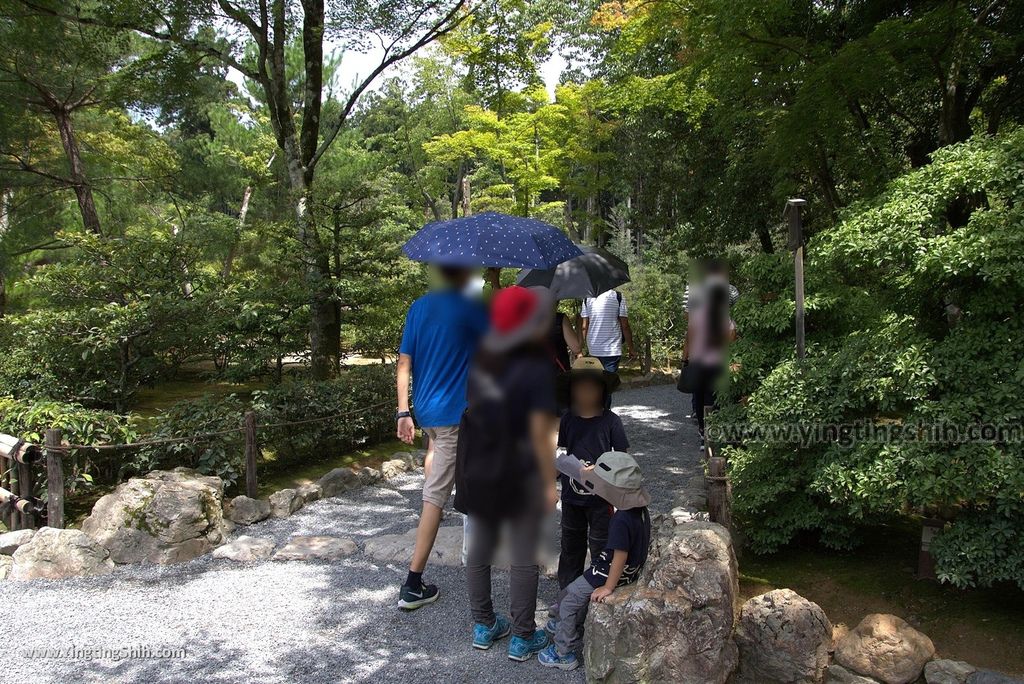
[398, 582, 439, 610]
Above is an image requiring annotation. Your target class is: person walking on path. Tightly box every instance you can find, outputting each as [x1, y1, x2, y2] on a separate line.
[396, 266, 488, 611]
[455, 285, 560, 663]
[683, 259, 739, 420]
[682, 277, 735, 444]
[581, 289, 634, 373]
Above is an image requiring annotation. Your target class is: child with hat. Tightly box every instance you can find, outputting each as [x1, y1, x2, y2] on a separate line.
[553, 357, 629, 593]
[539, 449, 652, 670]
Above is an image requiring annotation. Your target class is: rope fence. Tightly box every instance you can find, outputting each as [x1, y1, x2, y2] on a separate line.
[44, 400, 393, 452]
[1, 399, 395, 532]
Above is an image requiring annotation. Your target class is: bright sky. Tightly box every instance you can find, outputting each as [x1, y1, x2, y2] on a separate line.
[229, 45, 567, 103]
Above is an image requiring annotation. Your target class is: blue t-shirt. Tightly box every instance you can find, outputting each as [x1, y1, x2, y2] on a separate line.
[585, 506, 651, 588]
[557, 410, 629, 507]
[399, 290, 488, 428]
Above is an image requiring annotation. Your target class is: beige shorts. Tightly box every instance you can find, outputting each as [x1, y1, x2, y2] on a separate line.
[422, 425, 460, 509]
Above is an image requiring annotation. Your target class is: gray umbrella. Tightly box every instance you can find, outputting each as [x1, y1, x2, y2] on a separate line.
[516, 245, 630, 299]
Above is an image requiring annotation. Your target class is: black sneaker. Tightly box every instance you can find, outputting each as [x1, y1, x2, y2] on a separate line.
[398, 582, 439, 611]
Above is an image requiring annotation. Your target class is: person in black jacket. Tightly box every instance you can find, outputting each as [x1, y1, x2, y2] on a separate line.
[455, 285, 559, 663]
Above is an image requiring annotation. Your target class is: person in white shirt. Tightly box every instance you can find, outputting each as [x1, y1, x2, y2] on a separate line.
[581, 289, 634, 373]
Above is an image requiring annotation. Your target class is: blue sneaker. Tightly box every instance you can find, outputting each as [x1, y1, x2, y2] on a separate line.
[538, 644, 580, 671]
[508, 629, 548, 662]
[472, 615, 511, 650]
[544, 618, 558, 634]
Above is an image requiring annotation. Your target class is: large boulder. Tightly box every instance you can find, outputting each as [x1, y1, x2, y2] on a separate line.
[926, 661, 977, 684]
[296, 483, 322, 504]
[268, 488, 302, 518]
[834, 614, 936, 684]
[734, 589, 833, 684]
[968, 672, 1024, 684]
[225, 495, 271, 525]
[317, 467, 359, 497]
[584, 517, 739, 684]
[10, 527, 114, 580]
[0, 529, 35, 555]
[381, 459, 410, 479]
[0, 554, 12, 580]
[358, 466, 382, 485]
[81, 468, 228, 565]
[212, 535, 276, 562]
[273, 536, 357, 561]
[827, 664, 881, 684]
[364, 525, 464, 567]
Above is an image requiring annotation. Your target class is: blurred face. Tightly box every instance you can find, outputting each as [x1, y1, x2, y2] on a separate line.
[572, 377, 605, 411]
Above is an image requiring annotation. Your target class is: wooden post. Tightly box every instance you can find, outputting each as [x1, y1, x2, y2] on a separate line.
[1, 453, 14, 530]
[703, 405, 714, 463]
[707, 456, 731, 529]
[786, 199, 807, 360]
[917, 517, 943, 580]
[244, 411, 258, 498]
[45, 429, 64, 529]
[17, 459, 34, 529]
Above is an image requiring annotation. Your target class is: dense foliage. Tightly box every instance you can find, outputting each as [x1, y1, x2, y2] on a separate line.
[139, 365, 394, 487]
[0, 1, 1021, 587]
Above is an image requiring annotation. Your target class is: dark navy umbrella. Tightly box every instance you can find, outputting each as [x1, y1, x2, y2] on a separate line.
[517, 245, 630, 299]
[402, 211, 582, 269]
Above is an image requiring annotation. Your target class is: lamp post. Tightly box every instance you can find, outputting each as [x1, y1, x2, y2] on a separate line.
[785, 199, 808, 360]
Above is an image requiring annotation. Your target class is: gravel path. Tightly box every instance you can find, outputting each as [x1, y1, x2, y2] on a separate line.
[1, 383, 701, 684]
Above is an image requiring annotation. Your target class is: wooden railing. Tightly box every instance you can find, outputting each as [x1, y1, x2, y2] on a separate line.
[703, 407, 732, 530]
[0, 429, 63, 531]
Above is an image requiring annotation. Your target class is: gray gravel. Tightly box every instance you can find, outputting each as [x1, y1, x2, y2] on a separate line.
[0, 383, 700, 684]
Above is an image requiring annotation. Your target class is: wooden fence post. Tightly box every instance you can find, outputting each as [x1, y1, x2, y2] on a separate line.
[1, 452, 13, 530]
[707, 456, 731, 530]
[17, 459, 34, 529]
[785, 198, 808, 361]
[244, 411, 258, 498]
[45, 429, 64, 529]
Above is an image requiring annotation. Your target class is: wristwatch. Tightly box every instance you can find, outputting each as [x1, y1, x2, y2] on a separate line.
[396, 410, 412, 421]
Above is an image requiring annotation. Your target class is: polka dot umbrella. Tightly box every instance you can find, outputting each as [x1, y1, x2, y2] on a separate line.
[402, 211, 583, 270]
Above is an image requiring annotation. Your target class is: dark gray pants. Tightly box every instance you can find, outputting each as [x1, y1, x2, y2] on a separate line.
[466, 511, 542, 639]
[554, 575, 594, 654]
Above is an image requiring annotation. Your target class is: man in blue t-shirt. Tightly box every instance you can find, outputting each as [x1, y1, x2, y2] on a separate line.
[396, 266, 488, 611]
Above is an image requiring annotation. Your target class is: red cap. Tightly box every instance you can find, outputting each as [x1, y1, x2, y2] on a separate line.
[490, 285, 540, 334]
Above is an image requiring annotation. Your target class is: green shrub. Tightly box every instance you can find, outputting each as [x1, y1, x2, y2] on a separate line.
[723, 129, 1024, 589]
[253, 364, 395, 468]
[139, 365, 395, 487]
[0, 396, 138, 490]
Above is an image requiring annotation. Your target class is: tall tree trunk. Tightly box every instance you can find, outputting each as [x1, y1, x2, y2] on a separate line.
[51, 105, 102, 235]
[288, 165, 337, 379]
[939, 80, 972, 146]
[222, 184, 253, 279]
[0, 186, 8, 318]
[755, 218, 775, 254]
[461, 176, 471, 217]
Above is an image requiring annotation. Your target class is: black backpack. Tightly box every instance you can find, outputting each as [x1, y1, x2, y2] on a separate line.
[454, 361, 536, 521]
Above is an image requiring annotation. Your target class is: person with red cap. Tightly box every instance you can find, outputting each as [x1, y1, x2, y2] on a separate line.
[454, 285, 560, 662]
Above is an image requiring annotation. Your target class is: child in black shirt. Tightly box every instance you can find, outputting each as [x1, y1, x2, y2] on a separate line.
[554, 356, 628, 590]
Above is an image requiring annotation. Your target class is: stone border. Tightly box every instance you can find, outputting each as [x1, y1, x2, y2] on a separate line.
[224, 450, 425, 529]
